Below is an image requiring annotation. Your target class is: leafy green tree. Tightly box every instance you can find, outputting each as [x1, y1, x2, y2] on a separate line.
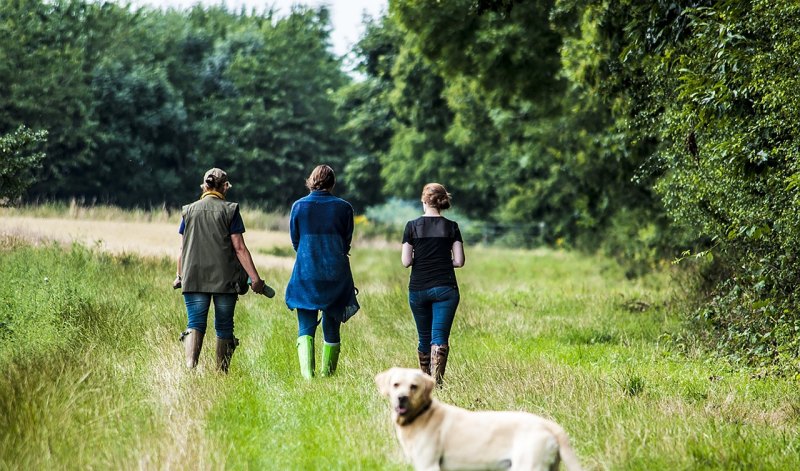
[390, 0, 562, 107]
[333, 16, 400, 211]
[90, 62, 191, 206]
[0, 126, 47, 202]
[195, 6, 350, 208]
[0, 0, 99, 199]
[347, 14, 505, 217]
[381, 0, 672, 254]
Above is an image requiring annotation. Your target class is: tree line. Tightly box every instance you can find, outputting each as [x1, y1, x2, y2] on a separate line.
[1, 0, 350, 209]
[3, 0, 800, 371]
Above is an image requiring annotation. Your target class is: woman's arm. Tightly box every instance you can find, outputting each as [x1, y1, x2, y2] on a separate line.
[451, 241, 465, 268]
[173, 239, 183, 289]
[232, 233, 265, 293]
[401, 242, 414, 268]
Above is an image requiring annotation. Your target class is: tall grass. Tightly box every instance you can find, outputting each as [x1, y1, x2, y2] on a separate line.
[0, 240, 178, 468]
[1, 235, 798, 469]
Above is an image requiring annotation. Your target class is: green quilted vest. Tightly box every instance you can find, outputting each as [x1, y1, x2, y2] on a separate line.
[180, 196, 240, 293]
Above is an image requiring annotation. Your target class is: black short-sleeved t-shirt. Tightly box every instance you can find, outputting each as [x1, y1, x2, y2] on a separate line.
[402, 216, 463, 291]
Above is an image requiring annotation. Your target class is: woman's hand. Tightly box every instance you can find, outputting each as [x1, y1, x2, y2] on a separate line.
[172, 275, 182, 289]
[250, 278, 265, 294]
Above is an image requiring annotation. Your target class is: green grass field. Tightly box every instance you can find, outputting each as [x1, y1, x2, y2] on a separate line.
[1, 230, 798, 469]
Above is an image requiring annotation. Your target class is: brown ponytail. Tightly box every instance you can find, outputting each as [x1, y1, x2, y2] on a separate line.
[201, 168, 231, 192]
[305, 165, 336, 191]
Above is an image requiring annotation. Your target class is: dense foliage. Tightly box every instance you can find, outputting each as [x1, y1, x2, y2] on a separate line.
[585, 0, 800, 370]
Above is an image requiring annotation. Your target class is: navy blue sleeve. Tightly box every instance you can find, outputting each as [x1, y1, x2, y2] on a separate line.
[230, 207, 245, 234]
[344, 203, 354, 254]
[178, 217, 185, 235]
[289, 202, 300, 251]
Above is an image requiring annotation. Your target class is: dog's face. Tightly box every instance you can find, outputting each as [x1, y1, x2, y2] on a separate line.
[375, 367, 435, 424]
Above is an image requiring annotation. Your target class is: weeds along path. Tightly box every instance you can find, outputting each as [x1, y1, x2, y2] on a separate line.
[2, 216, 294, 269]
[1, 215, 295, 468]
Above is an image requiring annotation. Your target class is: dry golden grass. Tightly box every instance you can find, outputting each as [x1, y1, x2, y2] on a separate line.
[1, 215, 294, 270]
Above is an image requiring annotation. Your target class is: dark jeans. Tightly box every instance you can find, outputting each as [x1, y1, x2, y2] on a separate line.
[408, 286, 460, 353]
[183, 292, 237, 339]
[297, 308, 342, 344]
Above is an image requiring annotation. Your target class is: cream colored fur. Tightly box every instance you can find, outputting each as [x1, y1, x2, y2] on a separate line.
[375, 367, 582, 471]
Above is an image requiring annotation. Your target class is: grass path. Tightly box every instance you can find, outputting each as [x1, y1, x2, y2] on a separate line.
[1, 218, 799, 469]
[144, 327, 214, 469]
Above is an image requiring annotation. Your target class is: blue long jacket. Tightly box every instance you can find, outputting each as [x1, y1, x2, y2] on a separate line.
[285, 190, 359, 321]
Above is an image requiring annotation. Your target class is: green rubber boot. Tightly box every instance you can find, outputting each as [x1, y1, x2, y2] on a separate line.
[297, 335, 315, 379]
[321, 343, 340, 377]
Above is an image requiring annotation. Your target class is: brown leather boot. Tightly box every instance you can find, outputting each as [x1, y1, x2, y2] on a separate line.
[417, 350, 431, 376]
[180, 328, 204, 369]
[216, 337, 239, 373]
[430, 344, 449, 386]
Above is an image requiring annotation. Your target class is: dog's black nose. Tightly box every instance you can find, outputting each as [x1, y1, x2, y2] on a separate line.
[398, 395, 409, 407]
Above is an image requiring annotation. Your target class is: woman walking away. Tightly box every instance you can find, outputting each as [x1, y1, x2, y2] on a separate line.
[402, 183, 465, 386]
[285, 165, 359, 379]
[174, 168, 267, 373]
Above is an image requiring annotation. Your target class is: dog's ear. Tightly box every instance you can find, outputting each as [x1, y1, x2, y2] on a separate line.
[420, 371, 435, 399]
[375, 369, 393, 396]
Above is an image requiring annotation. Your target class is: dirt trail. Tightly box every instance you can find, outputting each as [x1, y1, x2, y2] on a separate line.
[2, 216, 295, 270]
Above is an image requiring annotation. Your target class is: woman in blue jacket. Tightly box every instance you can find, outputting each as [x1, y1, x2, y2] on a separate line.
[285, 165, 358, 379]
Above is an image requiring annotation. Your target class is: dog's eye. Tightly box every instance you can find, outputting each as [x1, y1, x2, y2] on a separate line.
[410, 384, 418, 391]
[393, 382, 400, 388]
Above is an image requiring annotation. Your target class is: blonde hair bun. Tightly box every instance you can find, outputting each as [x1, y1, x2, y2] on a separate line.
[421, 183, 451, 210]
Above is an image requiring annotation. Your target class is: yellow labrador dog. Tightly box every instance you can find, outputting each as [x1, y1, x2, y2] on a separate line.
[376, 368, 582, 471]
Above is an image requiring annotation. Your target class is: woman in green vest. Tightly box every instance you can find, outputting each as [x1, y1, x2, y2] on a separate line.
[173, 168, 266, 373]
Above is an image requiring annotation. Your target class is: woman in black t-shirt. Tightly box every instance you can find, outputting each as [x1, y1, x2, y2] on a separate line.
[402, 183, 465, 385]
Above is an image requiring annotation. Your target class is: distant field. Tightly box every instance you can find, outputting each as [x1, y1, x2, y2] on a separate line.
[1, 214, 294, 269]
[1, 211, 798, 470]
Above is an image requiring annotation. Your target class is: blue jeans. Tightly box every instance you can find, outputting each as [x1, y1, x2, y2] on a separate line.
[183, 293, 237, 339]
[409, 286, 460, 353]
[297, 308, 342, 344]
